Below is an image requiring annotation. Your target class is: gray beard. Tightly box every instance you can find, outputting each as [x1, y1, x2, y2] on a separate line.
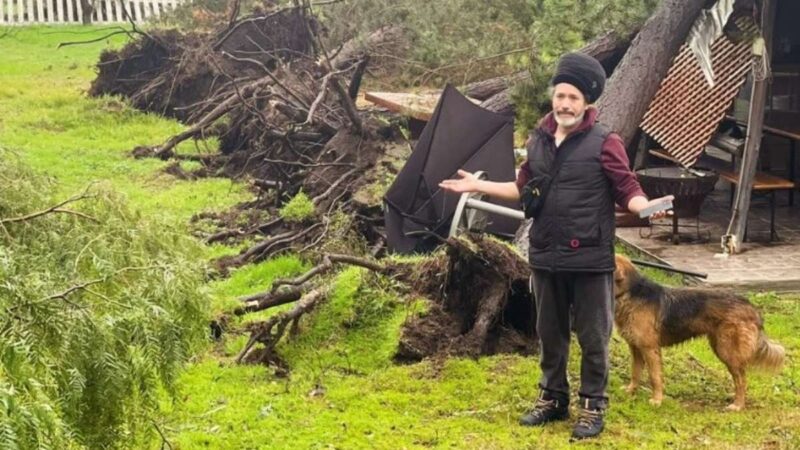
[554, 110, 585, 128]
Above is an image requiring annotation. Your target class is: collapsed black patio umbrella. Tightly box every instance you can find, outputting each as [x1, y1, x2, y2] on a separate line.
[384, 84, 518, 253]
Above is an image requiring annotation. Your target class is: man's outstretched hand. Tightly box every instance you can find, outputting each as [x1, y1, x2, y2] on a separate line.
[438, 169, 481, 194]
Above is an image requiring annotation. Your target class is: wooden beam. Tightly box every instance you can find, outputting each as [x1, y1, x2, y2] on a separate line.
[722, 0, 778, 254]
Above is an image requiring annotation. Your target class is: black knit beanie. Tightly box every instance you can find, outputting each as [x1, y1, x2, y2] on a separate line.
[551, 52, 606, 103]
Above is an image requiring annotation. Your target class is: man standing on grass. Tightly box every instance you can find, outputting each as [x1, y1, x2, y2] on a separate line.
[439, 52, 672, 439]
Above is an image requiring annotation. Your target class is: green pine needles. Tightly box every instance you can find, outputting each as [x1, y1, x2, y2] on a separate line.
[0, 150, 209, 449]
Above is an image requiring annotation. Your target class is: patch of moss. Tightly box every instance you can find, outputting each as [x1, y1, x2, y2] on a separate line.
[279, 190, 315, 223]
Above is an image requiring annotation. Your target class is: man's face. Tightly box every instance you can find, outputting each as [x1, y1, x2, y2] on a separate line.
[552, 83, 587, 129]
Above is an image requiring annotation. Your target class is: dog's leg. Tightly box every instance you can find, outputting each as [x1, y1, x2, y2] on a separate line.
[726, 367, 747, 411]
[641, 347, 664, 406]
[626, 343, 644, 395]
[710, 325, 753, 411]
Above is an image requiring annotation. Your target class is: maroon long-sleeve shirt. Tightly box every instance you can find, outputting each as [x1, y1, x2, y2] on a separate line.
[515, 107, 645, 208]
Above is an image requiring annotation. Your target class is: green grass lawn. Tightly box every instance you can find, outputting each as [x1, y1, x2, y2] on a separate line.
[0, 25, 250, 224]
[2, 25, 799, 450]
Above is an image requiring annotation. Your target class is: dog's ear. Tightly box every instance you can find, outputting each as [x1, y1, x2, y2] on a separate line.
[614, 254, 629, 282]
[614, 254, 634, 293]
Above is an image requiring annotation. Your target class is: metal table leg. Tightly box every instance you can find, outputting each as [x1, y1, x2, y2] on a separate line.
[770, 190, 777, 242]
[790, 140, 796, 206]
[672, 213, 679, 245]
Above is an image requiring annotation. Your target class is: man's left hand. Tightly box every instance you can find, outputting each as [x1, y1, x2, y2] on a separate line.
[643, 195, 675, 220]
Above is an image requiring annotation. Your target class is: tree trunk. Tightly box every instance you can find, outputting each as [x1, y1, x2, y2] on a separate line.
[595, 0, 708, 146]
[80, 0, 94, 24]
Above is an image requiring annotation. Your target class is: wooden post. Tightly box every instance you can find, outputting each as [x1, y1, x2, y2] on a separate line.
[46, 0, 53, 22]
[722, 0, 778, 254]
[18, 0, 26, 23]
[102, 0, 111, 22]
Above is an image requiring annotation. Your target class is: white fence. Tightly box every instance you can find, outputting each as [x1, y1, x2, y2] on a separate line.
[0, 0, 180, 24]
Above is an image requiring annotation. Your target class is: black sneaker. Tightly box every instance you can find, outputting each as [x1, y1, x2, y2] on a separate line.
[519, 392, 569, 427]
[571, 398, 605, 439]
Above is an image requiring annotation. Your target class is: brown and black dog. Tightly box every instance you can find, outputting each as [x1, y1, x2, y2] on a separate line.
[613, 255, 785, 410]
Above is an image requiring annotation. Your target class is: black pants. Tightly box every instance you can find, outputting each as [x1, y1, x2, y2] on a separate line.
[531, 269, 614, 405]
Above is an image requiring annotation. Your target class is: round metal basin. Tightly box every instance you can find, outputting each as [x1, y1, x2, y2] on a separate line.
[636, 166, 718, 218]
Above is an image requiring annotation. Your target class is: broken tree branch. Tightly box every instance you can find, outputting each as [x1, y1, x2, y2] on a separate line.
[233, 253, 387, 316]
[236, 286, 328, 364]
[0, 188, 95, 225]
[141, 76, 275, 159]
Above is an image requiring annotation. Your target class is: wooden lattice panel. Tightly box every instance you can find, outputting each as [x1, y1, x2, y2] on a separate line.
[641, 21, 757, 167]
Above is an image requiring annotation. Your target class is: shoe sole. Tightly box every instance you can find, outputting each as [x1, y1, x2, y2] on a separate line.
[518, 413, 570, 427]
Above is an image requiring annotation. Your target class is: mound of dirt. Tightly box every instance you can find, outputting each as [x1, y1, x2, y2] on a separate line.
[394, 235, 537, 361]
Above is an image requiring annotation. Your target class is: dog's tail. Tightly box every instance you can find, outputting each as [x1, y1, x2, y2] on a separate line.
[750, 331, 785, 373]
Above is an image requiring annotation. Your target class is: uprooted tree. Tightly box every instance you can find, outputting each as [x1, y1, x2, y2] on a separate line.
[87, 3, 539, 370]
[84, 0, 725, 372]
[228, 234, 536, 368]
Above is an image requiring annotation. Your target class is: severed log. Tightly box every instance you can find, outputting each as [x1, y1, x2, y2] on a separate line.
[596, 0, 708, 146]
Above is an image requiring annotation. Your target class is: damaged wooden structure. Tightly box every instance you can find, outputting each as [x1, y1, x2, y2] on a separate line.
[636, 0, 799, 256]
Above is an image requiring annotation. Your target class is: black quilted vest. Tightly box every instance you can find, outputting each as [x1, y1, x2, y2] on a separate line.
[526, 122, 615, 272]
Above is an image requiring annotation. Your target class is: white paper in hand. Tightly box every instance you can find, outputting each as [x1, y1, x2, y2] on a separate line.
[638, 199, 674, 218]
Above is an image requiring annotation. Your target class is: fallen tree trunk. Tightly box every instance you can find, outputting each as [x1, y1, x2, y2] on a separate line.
[330, 25, 405, 70]
[595, 0, 708, 146]
[462, 71, 529, 101]
[479, 90, 513, 116]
